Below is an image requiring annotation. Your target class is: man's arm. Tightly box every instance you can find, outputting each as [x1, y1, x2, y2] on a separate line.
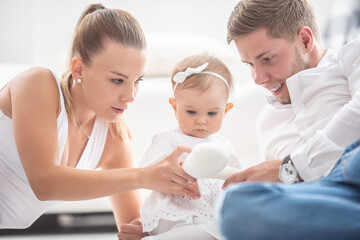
[291, 38, 360, 181]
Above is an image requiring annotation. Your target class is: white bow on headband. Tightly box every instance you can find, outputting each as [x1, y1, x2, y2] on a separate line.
[172, 62, 230, 92]
[173, 62, 209, 84]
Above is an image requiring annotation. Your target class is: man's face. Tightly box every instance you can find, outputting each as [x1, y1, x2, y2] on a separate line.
[235, 28, 310, 104]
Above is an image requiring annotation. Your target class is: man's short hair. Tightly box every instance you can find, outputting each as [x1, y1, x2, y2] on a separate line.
[227, 0, 320, 43]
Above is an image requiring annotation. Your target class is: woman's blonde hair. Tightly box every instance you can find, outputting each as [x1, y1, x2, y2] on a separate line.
[227, 0, 319, 43]
[61, 4, 146, 140]
[171, 54, 233, 97]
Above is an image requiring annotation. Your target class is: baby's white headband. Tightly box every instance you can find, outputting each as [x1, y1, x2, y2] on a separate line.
[172, 62, 230, 92]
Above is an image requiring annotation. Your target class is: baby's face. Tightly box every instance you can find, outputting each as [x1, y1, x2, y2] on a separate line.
[173, 82, 229, 138]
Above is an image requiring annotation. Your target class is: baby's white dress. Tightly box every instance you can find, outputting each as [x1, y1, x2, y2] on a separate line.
[140, 128, 241, 240]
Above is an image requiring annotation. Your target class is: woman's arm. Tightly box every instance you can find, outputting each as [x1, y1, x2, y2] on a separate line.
[98, 132, 142, 229]
[10, 68, 196, 201]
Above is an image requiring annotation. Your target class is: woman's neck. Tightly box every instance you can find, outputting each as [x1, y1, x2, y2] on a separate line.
[69, 78, 96, 126]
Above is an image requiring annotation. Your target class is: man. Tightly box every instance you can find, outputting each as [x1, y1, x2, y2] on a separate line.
[223, 0, 360, 187]
[217, 0, 360, 239]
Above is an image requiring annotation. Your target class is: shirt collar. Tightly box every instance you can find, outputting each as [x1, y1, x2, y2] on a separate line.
[266, 49, 336, 104]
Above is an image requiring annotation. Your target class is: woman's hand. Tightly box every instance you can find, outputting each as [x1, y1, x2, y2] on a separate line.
[117, 219, 148, 240]
[140, 145, 198, 197]
[182, 181, 200, 199]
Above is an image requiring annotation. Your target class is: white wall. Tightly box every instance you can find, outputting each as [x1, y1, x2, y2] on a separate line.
[0, 0, 333, 73]
[0, 0, 241, 73]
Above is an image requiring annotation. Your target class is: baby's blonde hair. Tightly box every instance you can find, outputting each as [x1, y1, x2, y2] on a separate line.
[171, 54, 233, 97]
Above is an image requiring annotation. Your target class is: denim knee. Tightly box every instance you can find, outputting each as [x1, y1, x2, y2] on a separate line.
[322, 137, 360, 188]
[343, 145, 360, 189]
[219, 182, 285, 240]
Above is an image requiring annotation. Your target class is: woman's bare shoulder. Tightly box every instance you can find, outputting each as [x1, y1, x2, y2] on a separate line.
[9, 67, 61, 114]
[9, 67, 58, 89]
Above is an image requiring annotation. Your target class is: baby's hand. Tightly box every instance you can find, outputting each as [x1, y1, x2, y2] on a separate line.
[117, 219, 148, 240]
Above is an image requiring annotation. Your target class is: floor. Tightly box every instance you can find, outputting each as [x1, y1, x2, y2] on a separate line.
[0, 213, 118, 240]
[0, 233, 118, 240]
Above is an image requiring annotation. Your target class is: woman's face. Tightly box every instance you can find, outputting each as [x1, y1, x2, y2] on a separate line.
[78, 39, 146, 122]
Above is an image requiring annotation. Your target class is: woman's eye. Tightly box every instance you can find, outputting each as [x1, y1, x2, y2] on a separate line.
[245, 62, 253, 68]
[208, 112, 217, 116]
[187, 110, 196, 115]
[135, 78, 144, 85]
[112, 79, 123, 84]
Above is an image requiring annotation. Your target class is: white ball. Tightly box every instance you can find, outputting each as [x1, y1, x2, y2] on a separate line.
[182, 142, 230, 178]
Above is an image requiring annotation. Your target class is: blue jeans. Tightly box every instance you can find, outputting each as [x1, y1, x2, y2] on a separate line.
[217, 138, 360, 240]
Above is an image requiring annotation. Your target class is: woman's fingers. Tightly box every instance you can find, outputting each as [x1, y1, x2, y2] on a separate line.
[184, 182, 200, 198]
[142, 145, 199, 195]
[169, 181, 200, 199]
[168, 146, 196, 183]
[168, 172, 189, 187]
[172, 163, 196, 184]
[167, 145, 192, 164]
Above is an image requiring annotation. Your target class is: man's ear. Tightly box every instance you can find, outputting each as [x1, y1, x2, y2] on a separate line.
[225, 102, 234, 114]
[169, 97, 177, 113]
[298, 26, 314, 53]
[71, 57, 84, 80]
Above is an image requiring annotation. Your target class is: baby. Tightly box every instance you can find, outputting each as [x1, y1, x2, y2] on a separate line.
[139, 54, 241, 240]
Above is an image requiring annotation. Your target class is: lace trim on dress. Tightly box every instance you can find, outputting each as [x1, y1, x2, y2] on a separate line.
[141, 179, 223, 232]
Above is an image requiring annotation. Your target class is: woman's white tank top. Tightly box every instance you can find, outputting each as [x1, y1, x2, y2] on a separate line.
[0, 71, 108, 229]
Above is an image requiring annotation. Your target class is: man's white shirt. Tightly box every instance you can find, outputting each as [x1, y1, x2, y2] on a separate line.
[257, 38, 360, 181]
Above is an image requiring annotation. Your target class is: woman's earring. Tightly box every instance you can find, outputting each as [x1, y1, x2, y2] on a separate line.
[77, 78, 82, 83]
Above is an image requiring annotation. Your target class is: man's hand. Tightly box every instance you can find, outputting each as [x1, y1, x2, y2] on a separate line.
[223, 160, 282, 188]
[117, 219, 148, 240]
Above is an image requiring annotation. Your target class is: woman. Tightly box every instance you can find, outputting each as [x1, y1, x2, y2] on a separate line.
[0, 4, 196, 230]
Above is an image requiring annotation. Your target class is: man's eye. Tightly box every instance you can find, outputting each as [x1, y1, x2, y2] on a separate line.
[187, 110, 196, 115]
[112, 79, 123, 84]
[263, 56, 273, 63]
